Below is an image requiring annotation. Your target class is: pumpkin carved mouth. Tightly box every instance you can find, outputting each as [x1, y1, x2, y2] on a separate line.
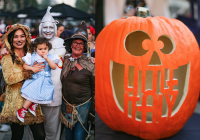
[110, 60, 190, 123]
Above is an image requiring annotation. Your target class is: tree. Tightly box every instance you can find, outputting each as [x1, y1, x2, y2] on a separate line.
[13, 0, 39, 9]
[24, 0, 39, 8]
[39, 0, 51, 10]
[75, 0, 95, 14]
[3, 0, 39, 12]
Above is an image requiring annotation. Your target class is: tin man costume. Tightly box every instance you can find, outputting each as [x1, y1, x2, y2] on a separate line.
[28, 6, 66, 140]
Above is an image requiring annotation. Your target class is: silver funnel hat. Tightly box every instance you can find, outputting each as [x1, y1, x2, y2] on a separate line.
[39, 6, 57, 40]
[41, 6, 56, 23]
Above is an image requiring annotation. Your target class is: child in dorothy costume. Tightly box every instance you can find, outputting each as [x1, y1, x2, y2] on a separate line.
[17, 37, 60, 123]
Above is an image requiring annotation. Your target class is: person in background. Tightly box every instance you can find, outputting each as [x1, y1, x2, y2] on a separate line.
[0, 33, 3, 62]
[30, 27, 38, 39]
[72, 22, 79, 33]
[59, 29, 73, 40]
[0, 21, 6, 34]
[87, 26, 95, 57]
[56, 23, 65, 38]
[0, 33, 11, 132]
[24, 19, 31, 29]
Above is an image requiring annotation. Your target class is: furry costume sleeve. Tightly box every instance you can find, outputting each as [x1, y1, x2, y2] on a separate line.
[1, 55, 32, 85]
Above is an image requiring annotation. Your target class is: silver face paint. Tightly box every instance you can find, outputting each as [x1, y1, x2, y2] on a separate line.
[41, 22, 55, 40]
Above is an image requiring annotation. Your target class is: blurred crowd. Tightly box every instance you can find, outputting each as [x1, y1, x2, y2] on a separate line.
[0, 19, 95, 40]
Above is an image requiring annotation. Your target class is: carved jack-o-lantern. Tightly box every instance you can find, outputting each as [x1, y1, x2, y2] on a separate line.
[95, 15, 200, 139]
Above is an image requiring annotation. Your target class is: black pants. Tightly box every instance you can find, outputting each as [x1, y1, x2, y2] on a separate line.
[10, 122, 45, 140]
[60, 123, 65, 139]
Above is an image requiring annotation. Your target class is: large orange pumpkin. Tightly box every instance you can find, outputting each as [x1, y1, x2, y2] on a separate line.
[95, 16, 200, 139]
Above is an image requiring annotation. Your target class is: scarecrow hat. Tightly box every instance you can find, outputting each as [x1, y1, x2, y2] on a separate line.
[64, 21, 88, 53]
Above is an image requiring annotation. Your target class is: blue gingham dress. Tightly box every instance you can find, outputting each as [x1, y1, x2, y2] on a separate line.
[21, 52, 59, 104]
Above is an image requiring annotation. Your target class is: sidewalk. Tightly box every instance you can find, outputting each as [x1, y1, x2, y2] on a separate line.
[0, 125, 94, 140]
[0, 126, 34, 140]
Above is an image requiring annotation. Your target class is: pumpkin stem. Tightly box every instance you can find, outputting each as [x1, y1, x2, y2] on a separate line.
[137, 7, 150, 18]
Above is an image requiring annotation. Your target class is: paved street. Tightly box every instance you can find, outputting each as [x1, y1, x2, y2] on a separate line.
[0, 125, 63, 140]
[0, 125, 95, 140]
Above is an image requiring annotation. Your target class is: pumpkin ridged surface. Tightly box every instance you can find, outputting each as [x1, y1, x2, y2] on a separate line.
[96, 16, 200, 139]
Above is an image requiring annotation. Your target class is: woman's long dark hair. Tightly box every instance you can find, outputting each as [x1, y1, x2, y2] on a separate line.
[8, 29, 28, 63]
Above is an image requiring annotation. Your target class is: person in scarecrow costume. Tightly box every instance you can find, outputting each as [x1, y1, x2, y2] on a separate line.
[60, 21, 95, 140]
[0, 24, 46, 140]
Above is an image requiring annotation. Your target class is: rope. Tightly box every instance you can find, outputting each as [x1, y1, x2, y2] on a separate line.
[62, 95, 92, 140]
[77, 115, 91, 139]
[89, 113, 95, 118]
[86, 135, 91, 140]
[62, 95, 91, 108]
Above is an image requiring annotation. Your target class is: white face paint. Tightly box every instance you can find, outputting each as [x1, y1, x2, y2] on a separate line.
[41, 22, 55, 40]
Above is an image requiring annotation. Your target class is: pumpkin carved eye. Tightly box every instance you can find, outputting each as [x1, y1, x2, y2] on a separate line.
[125, 31, 175, 56]
[158, 35, 175, 54]
[125, 32, 176, 66]
[125, 30, 150, 56]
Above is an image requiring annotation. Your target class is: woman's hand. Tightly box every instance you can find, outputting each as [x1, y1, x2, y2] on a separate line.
[0, 93, 5, 102]
[32, 62, 45, 73]
[32, 67, 43, 73]
[1, 48, 9, 57]
[91, 57, 95, 63]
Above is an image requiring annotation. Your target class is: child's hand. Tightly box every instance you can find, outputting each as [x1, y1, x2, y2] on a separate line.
[42, 55, 48, 60]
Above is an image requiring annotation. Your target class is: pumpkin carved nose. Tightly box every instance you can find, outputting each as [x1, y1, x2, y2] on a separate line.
[149, 51, 161, 65]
